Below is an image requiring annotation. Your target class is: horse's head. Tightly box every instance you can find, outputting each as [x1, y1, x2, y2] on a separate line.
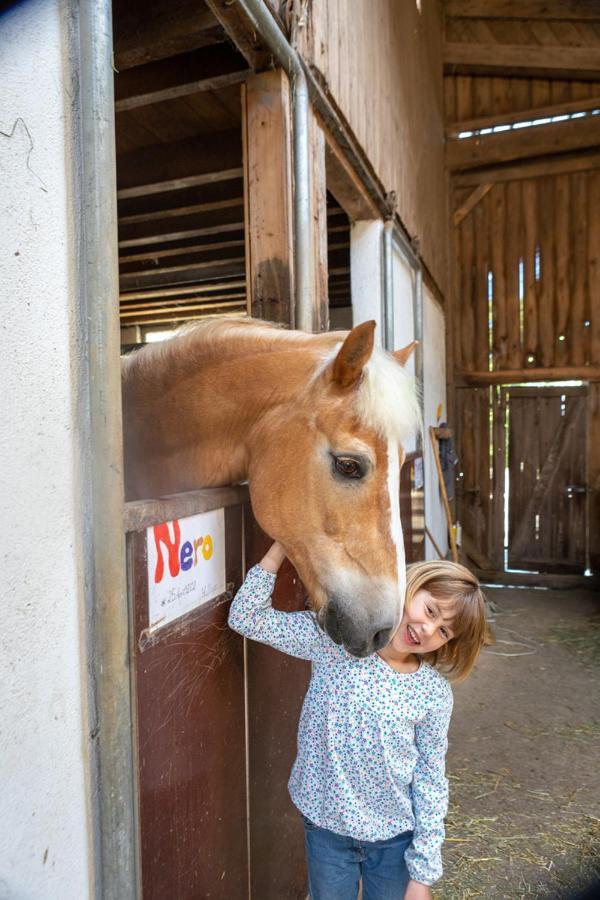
[247, 321, 420, 658]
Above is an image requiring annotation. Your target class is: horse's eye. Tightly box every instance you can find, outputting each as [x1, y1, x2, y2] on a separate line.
[334, 456, 364, 479]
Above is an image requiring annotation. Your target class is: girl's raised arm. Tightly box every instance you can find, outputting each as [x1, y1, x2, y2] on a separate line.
[228, 543, 330, 663]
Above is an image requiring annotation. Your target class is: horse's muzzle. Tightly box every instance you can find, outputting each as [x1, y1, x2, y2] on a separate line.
[321, 599, 393, 658]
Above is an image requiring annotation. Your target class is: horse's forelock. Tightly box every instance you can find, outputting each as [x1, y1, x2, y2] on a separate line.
[355, 349, 421, 445]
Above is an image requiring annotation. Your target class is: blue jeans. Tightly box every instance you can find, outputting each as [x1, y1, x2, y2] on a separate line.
[302, 815, 413, 900]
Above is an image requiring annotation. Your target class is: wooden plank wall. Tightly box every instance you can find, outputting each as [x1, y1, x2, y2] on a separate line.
[300, 0, 448, 294]
[453, 170, 600, 375]
[445, 74, 599, 127]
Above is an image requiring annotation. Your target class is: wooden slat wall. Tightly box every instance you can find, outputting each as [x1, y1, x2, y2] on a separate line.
[300, 0, 447, 293]
[446, 16, 600, 51]
[444, 74, 598, 122]
[454, 171, 599, 374]
[455, 386, 493, 563]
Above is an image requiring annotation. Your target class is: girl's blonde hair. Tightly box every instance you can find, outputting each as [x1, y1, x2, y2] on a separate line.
[405, 559, 488, 682]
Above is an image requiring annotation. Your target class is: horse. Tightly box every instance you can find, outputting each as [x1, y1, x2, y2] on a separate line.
[122, 317, 419, 657]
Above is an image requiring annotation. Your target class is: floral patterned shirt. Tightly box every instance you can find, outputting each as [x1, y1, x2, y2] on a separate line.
[228, 565, 453, 886]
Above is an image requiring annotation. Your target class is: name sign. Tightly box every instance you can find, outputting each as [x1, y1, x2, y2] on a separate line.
[147, 508, 226, 632]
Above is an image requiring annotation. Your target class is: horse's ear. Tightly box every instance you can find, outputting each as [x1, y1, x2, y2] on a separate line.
[331, 321, 376, 389]
[393, 340, 418, 367]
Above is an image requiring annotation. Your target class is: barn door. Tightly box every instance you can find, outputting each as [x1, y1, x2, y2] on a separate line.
[505, 385, 589, 573]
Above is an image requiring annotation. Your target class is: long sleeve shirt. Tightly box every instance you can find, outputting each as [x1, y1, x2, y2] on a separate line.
[228, 565, 453, 885]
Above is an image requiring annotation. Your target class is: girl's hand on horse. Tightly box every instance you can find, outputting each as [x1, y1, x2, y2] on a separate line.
[404, 880, 432, 900]
[259, 541, 287, 574]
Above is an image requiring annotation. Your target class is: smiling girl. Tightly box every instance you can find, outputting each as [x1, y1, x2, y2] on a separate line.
[228, 543, 487, 900]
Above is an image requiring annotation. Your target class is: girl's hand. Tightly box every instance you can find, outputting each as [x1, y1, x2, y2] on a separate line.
[259, 541, 286, 574]
[404, 880, 432, 900]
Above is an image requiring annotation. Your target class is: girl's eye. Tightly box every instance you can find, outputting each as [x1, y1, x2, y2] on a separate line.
[440, 627, 448, 639]
[426, 605, 434, 616]
[333, 456, 364, 479]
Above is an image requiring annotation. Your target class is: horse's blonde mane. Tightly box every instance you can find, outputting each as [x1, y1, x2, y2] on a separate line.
[123, 317, 420, 443]
[357, 348, 421, 444]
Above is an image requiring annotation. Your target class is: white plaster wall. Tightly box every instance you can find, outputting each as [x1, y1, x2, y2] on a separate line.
[391, 247, 417, 456]
[422, 288, 449, 560]
[0, 1, 93, 897]
[350, 220, 384, 343]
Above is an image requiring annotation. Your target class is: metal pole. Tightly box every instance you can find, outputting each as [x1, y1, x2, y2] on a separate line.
[78, 0, 138, 896]
[236, 0, 314, 332]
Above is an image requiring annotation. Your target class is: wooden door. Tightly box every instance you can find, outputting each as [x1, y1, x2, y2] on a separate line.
[505, 385, 589, 573]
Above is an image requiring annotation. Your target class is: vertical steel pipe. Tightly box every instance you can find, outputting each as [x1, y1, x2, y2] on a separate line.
[78, 0, 137, 895]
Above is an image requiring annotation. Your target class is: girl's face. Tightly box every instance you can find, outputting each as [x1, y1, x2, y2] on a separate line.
[389, 588, 455, 655]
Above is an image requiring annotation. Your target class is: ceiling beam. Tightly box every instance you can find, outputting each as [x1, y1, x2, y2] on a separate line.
[452, 149, 600, 185]
[113, 0, 223, 70]
[447, 96, 600, 138]
[447, 116, 600, 170]
[444, 41, 600, 78]
[445, 1, 600, 20]
[117, 130, 242, 199]
[120, 260, 245, 289]
[204, 0, 276, 69]
[119, 221, 244, 249]
[115, 45, 250, 112]
[119, 197, 243, 227]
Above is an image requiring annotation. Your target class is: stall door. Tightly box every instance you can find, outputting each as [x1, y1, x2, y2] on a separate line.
[506, 385, 588, 573]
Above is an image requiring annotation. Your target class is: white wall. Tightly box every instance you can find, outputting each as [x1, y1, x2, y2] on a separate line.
[391, 245, 417, 456]
[0, 1, 94, 896]
[422, 288, 449, 559]
[350, 219, 384, 343]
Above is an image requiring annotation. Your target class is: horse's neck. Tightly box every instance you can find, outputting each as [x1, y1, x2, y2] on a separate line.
[123, 337, 323, 499]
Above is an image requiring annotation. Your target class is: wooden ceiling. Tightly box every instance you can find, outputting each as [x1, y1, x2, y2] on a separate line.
[114, 0, 253, 333]
[444, 0, 600, 182]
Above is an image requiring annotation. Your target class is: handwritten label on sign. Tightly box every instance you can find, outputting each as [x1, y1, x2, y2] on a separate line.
[146, 509, 226, 632]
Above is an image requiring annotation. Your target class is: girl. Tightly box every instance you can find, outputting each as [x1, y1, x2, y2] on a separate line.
[228, 542, 487, 900]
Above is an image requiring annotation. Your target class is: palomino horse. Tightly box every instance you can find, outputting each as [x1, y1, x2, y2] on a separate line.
[122, 318, 419, 657]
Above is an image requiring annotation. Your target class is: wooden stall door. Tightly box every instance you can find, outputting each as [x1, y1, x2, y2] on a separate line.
[130, 503, 248, 900]
[506, 385, 588, 573]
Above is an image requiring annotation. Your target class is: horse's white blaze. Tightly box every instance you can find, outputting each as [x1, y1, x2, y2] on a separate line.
[387, 440, 406, 623]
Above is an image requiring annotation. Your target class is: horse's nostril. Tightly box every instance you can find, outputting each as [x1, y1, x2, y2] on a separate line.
[373, 628, 391, 651]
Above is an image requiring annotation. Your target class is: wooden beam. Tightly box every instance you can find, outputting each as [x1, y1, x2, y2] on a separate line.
[204, 0, 275, 69]
[445, 1, 600, 20]
[447, 96, 600, 139]
[447, 116, 600, 170]
[119, 221, 243, 249]
[115, 45, 251, 111]
[242, 70, 295, 324]
[310, 111, 330, 332]
[120, 261, 244, 289]
[117, 130, 242, 199]
[119, 197, 242, 227]
[444, 42, 600, 78]
[120, 280, 245, 302]
[120, 238, 244, 264]
[120, 251, 245, 278]
[121, 299, 246, 319]
[462, 367, 600, 384]
[324, 132, 380, 221]
[453, 183, 492, 225]
[453, 150, 600, 186]
[113, 0, 223, 70]
[117, 169, 243, 200]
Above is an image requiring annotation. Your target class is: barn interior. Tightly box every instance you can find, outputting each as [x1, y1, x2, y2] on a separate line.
[6, 0, 600, 896]
[113, 0, 354, 344]
[110, 1, 600, 897]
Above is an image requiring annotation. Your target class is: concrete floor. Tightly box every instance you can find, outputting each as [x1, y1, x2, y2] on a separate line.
[434, 583, 600, 899]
